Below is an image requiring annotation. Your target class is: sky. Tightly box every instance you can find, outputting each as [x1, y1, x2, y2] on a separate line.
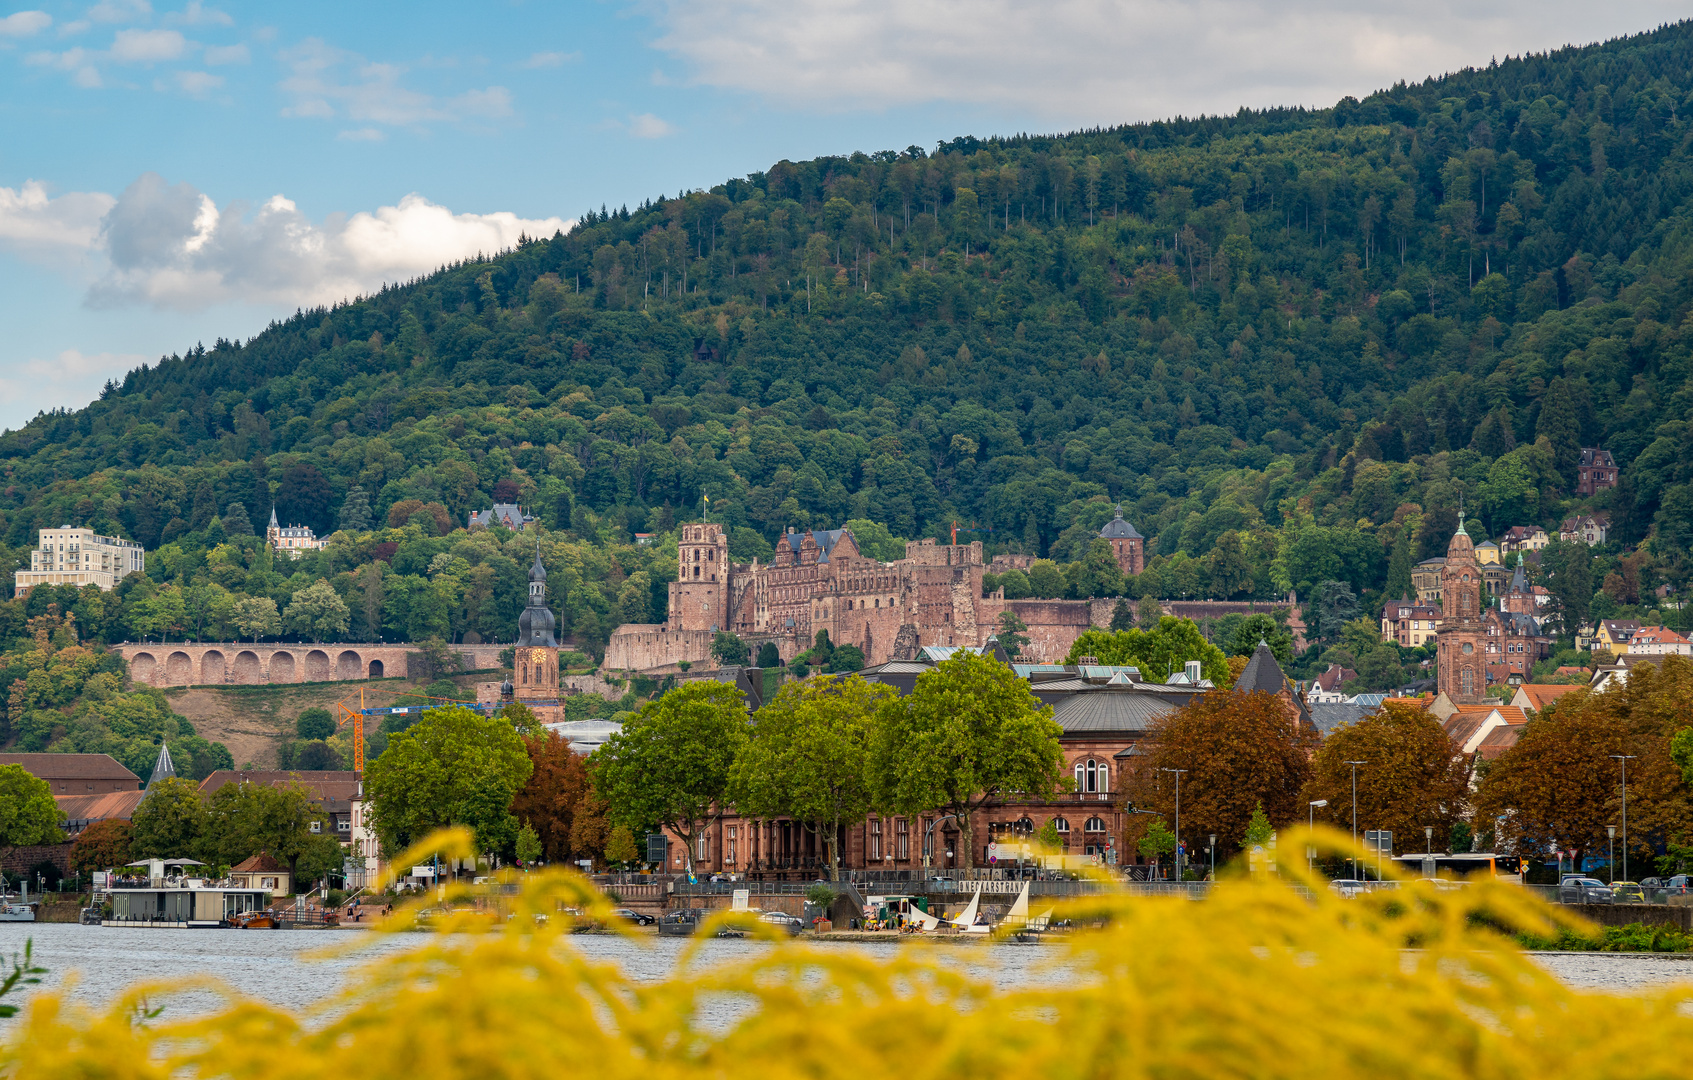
[0, 0, 1684, 432]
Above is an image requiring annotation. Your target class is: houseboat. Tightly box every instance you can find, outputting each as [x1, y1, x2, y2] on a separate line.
[102, 858, 272, 928]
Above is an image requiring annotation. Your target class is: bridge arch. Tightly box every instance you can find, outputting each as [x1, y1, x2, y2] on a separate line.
[233, 650, 261, 684]
[201, 650, 226, 684]
[269, 651, 296, 682]
[305, 649, 330, 680]
[165, 651, 193, 685]
[131, 652, 157, 684]
[336, 650, 362, 680]
[368, 658, 385, 678]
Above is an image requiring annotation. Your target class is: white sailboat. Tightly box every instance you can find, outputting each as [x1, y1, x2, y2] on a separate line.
[949, 889, 991, 933]
[1003, 881, 1031, 927]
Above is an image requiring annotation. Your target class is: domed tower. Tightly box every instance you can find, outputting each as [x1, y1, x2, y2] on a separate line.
[1099, 505, 1144, 576]
[1437, 511, 1487, 704]
[513, 542, 561, 720]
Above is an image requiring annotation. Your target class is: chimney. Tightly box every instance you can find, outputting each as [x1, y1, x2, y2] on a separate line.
[1185, 660, 1202, 684]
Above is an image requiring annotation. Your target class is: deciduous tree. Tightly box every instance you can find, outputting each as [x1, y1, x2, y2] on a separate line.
[1124, 689, 1316, 861]
[69, 817, 132, 876]
[509, 731, 593, 863]
[732, 676, 893, 879]
[1066, 617, 1229, 682]
[128, 777, 207, 860]
[1303, 702, 1470, 852]
[591, 680, 748, 874]
[870, 651, 1064, 870]
[0, 765, 63, 864]
[365, 706, 534, 859]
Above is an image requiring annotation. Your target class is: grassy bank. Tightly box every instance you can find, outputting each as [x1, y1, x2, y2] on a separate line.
[1517, 923, 1693, 953]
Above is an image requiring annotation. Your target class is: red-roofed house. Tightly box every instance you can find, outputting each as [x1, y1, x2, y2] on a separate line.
[1509, 684, 1582, 714]
[1628, 626, 1692, 657]
[1442, 704, 1528, 755]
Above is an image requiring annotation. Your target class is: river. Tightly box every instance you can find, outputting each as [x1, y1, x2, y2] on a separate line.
[2, 923, 1690, 1029]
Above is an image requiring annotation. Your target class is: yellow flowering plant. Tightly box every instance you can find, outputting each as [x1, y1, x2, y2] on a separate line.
[3, 826, 1685, 1079]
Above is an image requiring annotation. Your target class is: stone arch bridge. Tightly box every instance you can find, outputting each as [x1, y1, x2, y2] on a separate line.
[115, 642, 507, 688]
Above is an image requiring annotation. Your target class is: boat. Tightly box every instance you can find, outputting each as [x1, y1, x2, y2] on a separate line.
[656, 908, 744, 937]
[230, 910, 277, 929]
[0, 890, 35, 923]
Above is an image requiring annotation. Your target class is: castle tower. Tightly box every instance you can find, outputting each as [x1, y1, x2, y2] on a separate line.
[668, 522, 731, 632]
[1099, 505, 1144, 576]
[1504, 550, 1534, 617]
[513, 543, 561, 721]
[1437, 512, 1487, 704]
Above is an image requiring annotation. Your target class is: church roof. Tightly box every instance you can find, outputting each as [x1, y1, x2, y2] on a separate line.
[147, 741, 176, 787]
[530, 543, 547, 581]
[1446, 513, 1475, 558]
[1099, 505, 1143, 540]
[1236, 641, 1290, 695]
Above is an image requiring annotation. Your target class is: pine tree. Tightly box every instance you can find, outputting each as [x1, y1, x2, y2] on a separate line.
[1244, 801, 1274, 847]
[1383, 526, 1415, 603]
[223, 502, 254, 536]
[338, 486, 374, 531]
[1535, 377, 1582, 480]
[1110, 598, 1134, 631]
[189, 481, 216, 530]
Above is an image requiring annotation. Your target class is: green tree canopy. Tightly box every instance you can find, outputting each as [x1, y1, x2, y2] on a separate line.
[591, 680, 749, 873]
[364, 705, 534, 857]
[869, 651, 1065, 870]
[1227, 614, 1293, 668]
[732, 676, 894, 879]
[128, 777, 208, 860]
[1066, 617, 1230, 683]
[0, 764, 63, 861]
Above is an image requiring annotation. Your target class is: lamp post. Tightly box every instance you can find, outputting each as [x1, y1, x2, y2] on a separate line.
[1308, 799, 1329, 873]
[923, 815, 959, 873]
[1611, 753, 1636, 882]
[1344, 762, 1367, 879]
[1607, 824, 1617, 883]
[1209, 834, 1217, 881]
[1161, 768, 1188, 881]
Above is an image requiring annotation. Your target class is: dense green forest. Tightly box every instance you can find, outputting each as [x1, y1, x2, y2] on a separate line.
[3, 23, 1693, 670]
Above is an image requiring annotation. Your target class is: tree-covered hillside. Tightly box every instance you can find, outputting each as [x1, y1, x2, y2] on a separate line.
[4, 22, 1693, 657]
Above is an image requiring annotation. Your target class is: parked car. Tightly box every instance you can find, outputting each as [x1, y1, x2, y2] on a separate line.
[757, 910, 805, 936]
[611, 907, 655, 926]
[1646, 874, 1693, 902]
[1558, 877, 1615, 904]
[1612, 881, 1647, 903]
[1327, 879, 1367, 898]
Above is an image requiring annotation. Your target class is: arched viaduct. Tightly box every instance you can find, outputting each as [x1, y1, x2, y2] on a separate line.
[115, 643, 507, 688]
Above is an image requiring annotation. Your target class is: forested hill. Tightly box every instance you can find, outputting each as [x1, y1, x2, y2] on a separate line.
[5, 21, 1693, 651]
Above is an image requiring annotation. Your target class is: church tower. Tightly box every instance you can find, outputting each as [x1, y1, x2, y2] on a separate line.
[1437, 512, 1487, 704]
[513, 543, 561, 721]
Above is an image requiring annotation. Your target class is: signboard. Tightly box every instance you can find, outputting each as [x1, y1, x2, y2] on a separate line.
[92, 871, 109, 888]
[731, 889, 751, 911]
[411, 865, 436, 879]
[645, 833, 669, 865]
[1364, 830, 1394, 856]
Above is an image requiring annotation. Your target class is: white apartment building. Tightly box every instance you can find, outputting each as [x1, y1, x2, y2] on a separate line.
[15, 526, 145, 595]
[1628, 626, 1693, 657]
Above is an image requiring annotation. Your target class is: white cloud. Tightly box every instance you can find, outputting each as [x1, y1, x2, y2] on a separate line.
[0, 10, 51, 37]
[169, 68, 221, 95]
[278, 38, 514, 128]
[0, 349, 148, 413]
[202, 42, 247, 64]
[627, 111, 677, 138]
[164, 1, 231, 27]
[0, 180, 116, 255]
[336, 127, 384, 141]
[645, 0, 1692, 122]
[79, 173, 571, 310]
[521, 50, 578, 68]
[87, 0, 150, 23]
[110, 27, 186, 61]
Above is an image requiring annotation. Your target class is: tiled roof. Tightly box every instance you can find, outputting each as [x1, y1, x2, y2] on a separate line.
[199, 770, 360, 803]
[232, 852, 288, 873]
[782, 528, 846, 562]
[1476, 725, 1522, 760]
[1514, 684, 1581, 711]
[1099, 506, 1143, 540]
[55, 790, 145, 823]
[1442, 714, 1490, 749]
[1309, 702, 1368, 735]
[1236, 641, 1289, 695]
[0, 753, 139, 782]
[1049, 692, 1180, 734]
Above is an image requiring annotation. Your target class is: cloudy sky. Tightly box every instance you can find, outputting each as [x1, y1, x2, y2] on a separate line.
[0, 1, 1682, 430]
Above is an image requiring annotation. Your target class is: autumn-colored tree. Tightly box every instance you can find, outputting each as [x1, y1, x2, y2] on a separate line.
[1123, 689, 1316, 861]
[1482, 658, 1693, 871]
[508, 731, 593, 864]
[69, 817, 133, 876]
[1303, 702, 1471, 852]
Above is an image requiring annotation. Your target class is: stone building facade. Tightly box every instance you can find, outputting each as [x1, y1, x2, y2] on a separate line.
[1436, 516, 1488, 704]
[512, 545, 562, 722]
[16, 526, 145, 595]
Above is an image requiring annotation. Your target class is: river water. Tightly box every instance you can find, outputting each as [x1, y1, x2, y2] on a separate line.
[2, 923, 1691, 1030]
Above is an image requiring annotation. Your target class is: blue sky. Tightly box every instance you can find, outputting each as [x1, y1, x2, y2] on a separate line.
[0, 0, 1682, 430]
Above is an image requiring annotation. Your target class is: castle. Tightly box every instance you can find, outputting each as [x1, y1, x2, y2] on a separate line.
[605, 508, 1296, 671]
[1435, 516, 1552, 703]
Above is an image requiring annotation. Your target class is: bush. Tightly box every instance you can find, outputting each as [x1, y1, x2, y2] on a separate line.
[422, 679, 467, 702]
[805, 883, 837, 907]
[296, 708, 335, 741]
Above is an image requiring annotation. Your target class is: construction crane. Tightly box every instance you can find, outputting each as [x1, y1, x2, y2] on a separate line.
[949, 521, 995, 544]
[333, 685, 562, 771]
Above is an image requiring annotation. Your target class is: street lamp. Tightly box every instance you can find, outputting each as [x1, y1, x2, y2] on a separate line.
[1161, 768, 1188, 881]
[1209, 834, 1217, 881]
[1611, 753, 1636, 882]
[1344, 762, 1367, 879]
[1607, 824, 1617, 883]
[923, 815, 959, 872]
[1308, 800, 1329, 873]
